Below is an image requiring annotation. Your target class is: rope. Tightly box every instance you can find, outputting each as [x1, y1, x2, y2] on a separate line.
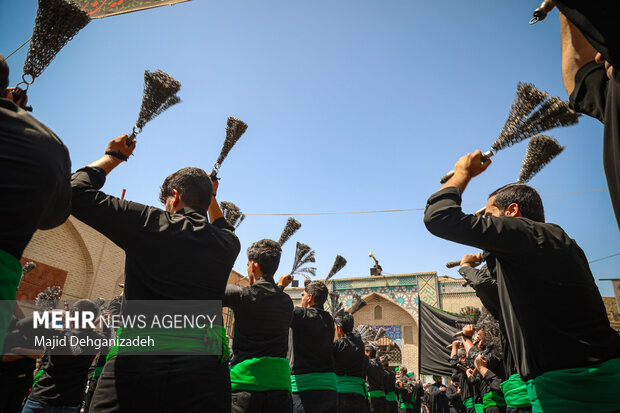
[244, 188, 608, 216]
[589, 252, 620, 264]
[4, 37, 31, 60]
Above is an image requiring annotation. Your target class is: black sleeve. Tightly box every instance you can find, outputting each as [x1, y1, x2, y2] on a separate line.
[482, 370, 503, 394]
[291, 307, 304, 329]
[223, 285, 244, 309]
[107, 297, 123, 316]
[458, 266, 501, 320]
[569, 60, 609, 121]
[445, 385, 459, 403]
[424, 187, 560, 255]
[38, 137, 72, 230]
[71, 166, 155, 250]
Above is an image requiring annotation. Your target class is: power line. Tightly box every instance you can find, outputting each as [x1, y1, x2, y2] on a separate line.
[244, 188, 608, 216]
[589, 252, 620, 264]
[4, 37, 31, 60]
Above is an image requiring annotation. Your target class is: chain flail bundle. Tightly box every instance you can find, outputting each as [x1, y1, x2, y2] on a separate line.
[291, 242, 316, 281]
[211, 117, 249, 177]
[128, 69, 181, 143]
[220, 201, 246, 229]
[21, 0, 90, 86]
[325, 255, 347, 281]
[278, 218, 302, 246]
[518, 134, 565, 183]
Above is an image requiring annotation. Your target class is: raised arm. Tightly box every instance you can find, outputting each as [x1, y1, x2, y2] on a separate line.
[560, 13, 597, 96]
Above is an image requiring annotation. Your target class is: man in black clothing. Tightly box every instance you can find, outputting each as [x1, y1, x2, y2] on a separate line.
[73, 135, 240, 413]
[332, 311, 369, 413]
[424, 151, 620, 411]
[554, 2, 620, 229]
[284, 280, 337, 413]
[445, 376, 465, 413]
[394, 368, 415, 413]
[428, 377, 448, 413]
[473, 355, 505, 413]
[22, 300, 106, 413]
[365, 344, 386, 413]
[0, 54, 71, 350]
[224, 239, 294, 413]
[449, 345, 474, 413]
[381, 357, 398, 413]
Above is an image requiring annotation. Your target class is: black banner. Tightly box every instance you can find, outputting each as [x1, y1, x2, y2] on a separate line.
[419, 301, 474, 377]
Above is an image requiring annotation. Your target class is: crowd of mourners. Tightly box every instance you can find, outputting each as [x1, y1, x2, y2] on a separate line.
[2, 1, 620, 412]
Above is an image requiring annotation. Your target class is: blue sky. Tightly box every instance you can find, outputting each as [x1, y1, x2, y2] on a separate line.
[2, 0, 618, 297]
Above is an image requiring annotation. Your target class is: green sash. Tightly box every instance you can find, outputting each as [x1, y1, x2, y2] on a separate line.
[526, 358, 620, 413]
[230, 357, 292, 392]
[400, 402, 414, 408]
[32, 368, 44, 387]
[500, 374, 531, 408]
[474, 403, 484, 413]
[336, 375, 368, 397]
[93, 366, 104, 378]
[369, 389, 386, 399]
[463, 397, 474, 408]
[386, 391, 397, 402]
[291, 372, 337, 392]
[483, 391, 506, 408]
[0, 249, 22, 354]
[106, 325, 228, 361]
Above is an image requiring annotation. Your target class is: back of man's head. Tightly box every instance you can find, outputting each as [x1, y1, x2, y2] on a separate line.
[489, 183, 545, 223]
[305, 281, 328, 306]
[247, 239, 282, 277]
[159, 167, 213, 210]
[72, 299, 100, 319]
[334, 311, 354, 334]
[0, 54, 9, 92]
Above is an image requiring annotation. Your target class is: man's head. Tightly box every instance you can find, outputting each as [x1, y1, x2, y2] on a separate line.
[380, 355, 390, 369]
[302, 281, 328, 308]
[365, 343, 377, 359]
[0, 54, 8, 93]
[246, 239, 282, 284]
[399, 366, 408, 377]
[485, 183, 545, 223]
[334, 311, 354, 337]
[457, 347, 466, 362]
[433, 375, 442, 384]
[70, 299, 99, 329]
[451, 375, 460, 387]
[159, 167, 213, 213]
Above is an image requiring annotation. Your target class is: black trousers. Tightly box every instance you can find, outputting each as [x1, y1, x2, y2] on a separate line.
[506, 408, 531, 413]
[231, 390, 292, 413]
[337, 393, 369, 413]
[90, 355, 230, 413]
[0, 372, 31, 413]
[292, 390, 338, 413]
[386, 401, 398, 413]
[369, 397, 386, 413]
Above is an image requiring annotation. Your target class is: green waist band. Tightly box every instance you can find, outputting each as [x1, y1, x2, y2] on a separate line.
[336, 375, 368, 397]
[93, 366, 104, 378]
[483, 390, 506, 408]
[106, 325, 229, 361]
[474, 403, 484, 413]
[385, 391, 397, 402]
[0, 249, 22, 355]
[400, 402, 414, 408]
[463, 397, 474, 408]
[527, 358, 620, 413]
[231, 357, 292, 392]
[32, 368, 44, 387]
[291, 372, 337, 393]
[500, 374, 531, 408]
[369, 389, 386, 398]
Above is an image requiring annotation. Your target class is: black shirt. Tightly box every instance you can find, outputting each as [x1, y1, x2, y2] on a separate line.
[71, 166, 240, 301]
[28, 329, 106, 406]
[0, 98, 71, 259]
[424, 187, 620, 380]
[223, 277, 293, 365]
[289, 305, 335, 375]
[383, 368, 396, 396]
[446, 384, 465, 413]
[332, 332, 368, 379]
[569, 60, 620, 230]
[366, 358, 384, 392]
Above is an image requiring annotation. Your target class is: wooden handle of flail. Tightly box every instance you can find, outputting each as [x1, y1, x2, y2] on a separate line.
[446, 261, 461, 268]
[439, 150, 494, 184]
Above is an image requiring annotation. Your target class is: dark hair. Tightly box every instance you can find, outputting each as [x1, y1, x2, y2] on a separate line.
[334, 312, 354, 334]
[159, 167, 213, 210]
[71, 299, 99, 318]
[399, 366, 408, 374]
[305, 281, 328, 306]
[451, 375, 460, 383]
[488, 183, 545, 223]
[0, 54, 9, 91]
[247, 239, 282, 277]
[365, 343, 377, 358]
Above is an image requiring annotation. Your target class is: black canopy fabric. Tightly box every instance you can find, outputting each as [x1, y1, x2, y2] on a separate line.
[419, 301, 475, 377]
